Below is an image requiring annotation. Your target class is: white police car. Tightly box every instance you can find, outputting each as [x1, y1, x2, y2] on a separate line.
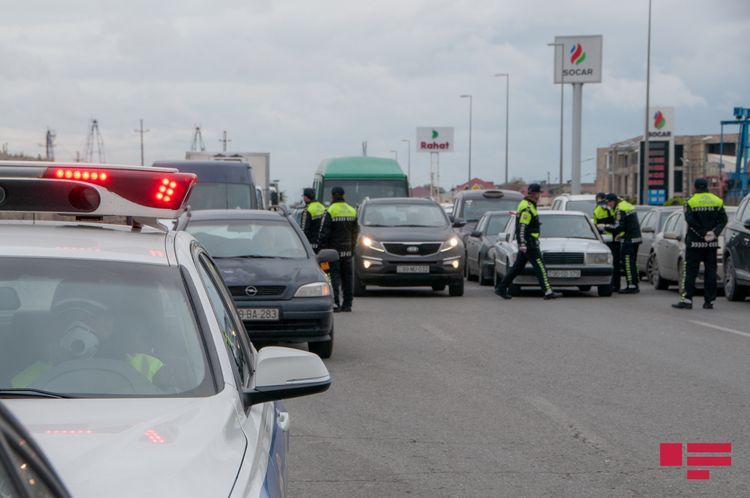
[0, 161, 330, 497]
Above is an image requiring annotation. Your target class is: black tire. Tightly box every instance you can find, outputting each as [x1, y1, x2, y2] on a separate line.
[432, 283, 446, 292]
[578, 285, 592, 292]
[308, 328, 334, 359]
[597, 284, 613, 297]
[649, 253, 670, 290]
[724, 255, 748, 302]
[449, 279, 464, 297]
[353, 273, 367, 297]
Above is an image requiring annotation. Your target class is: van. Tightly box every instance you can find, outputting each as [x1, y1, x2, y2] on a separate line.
[314, 156, 409, 206]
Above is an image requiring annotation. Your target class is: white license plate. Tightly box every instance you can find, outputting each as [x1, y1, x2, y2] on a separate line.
[396, 265, 430, 274]
[239, 308, 280, 321]
[548, 270, 581, 278]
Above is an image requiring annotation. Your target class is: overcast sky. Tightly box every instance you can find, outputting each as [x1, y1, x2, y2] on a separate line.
[1, 0, 747, 198]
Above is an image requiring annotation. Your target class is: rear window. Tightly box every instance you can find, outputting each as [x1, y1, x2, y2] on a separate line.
[0, 259, 212, 398]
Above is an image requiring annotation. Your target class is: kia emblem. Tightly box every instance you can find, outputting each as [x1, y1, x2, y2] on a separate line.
[407, 246, 419, 254]
[245, 286, 258, 297]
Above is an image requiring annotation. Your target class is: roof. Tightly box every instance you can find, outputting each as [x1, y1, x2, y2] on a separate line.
[0, 222, 170, 264]
[153, 160, 253, 183]
[186, 209, 286, 221]
[555, 194, 596, 200]
[454, 189, 523, 200]
[362, 197, 437, 205]
[315, 157, 406, 180]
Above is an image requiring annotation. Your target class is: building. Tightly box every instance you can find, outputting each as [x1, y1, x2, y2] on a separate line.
[596, 133, 739, 201]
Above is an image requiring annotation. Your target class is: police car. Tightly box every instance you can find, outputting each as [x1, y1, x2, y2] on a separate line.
[0, 161, 330, 497]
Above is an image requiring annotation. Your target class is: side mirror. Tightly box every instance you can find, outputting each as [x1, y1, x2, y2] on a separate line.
[316, 249, 339, 264]
[470, 230, 482, 238]
[497, 232, 510, 243]
[452, 218, 467, 228]
[744, 219, 750, 230]
[243, 347, 331, 407]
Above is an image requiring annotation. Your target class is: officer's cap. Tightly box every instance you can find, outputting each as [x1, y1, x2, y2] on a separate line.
[331, 186, 345, 196]
[694, 178, 708, 190]
[527, 183, 541, 193]
[605, 193, 619, 202]
[303, 188, 315, 199]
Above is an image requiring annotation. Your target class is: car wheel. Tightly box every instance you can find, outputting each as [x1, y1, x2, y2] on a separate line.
[308, 327, 333, 359]
[649, 253, 670, 290]
[432, 283, 446, 292]
[578, 285, 592, 292]
[724, 255, 748, 302]
[353, 273, 367, 297]
[597, 284, 613, 297]
[449, 279, 464, 297]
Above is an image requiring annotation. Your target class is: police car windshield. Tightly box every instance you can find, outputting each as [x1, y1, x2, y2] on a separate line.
[362, 203, 448, 227]
[538, 214, 598, 240]
[461, 199, 518, 221]
[188, 220, 308, 259]
[0, 258, 212, 398]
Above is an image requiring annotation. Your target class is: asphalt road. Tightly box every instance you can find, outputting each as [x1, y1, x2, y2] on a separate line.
[286, 282, 750, 497]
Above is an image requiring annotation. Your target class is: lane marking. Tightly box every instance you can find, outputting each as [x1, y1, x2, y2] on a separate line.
[420, 323, 454, 342]
[689, 320, 750, 339]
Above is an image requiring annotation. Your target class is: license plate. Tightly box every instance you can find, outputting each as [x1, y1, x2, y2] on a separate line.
[548, 270, 581, 278]
[239, 308, 280, 321]
[396, 265, 430, 274]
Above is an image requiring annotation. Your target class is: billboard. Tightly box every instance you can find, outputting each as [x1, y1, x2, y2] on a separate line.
[553, 35, 603, 84]
[648, 106, 674, 138]
[417, 127, 454, 153]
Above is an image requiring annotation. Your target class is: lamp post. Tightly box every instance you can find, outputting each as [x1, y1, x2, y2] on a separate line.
[460, 94, 473, 183]
[547, 42, 565, 190]
[642, 0, 653, 205]
[401, 139, 411, 187]
[494, 73, 510, 185]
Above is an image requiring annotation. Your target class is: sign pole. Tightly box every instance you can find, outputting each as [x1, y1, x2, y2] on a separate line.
[436, 152, 441, 201]
[571, 83, 583, 194]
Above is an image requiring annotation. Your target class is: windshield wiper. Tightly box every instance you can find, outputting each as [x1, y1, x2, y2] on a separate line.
[0, 388, 73, 399]
[393, 224, 438, 227]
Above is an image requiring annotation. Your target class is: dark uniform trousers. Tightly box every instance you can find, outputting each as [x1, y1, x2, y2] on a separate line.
[606, 241, 621, 291]
[621, 242, 640, 288]
[683, 246, 718, 303]
[331, 256, 353, 308]
[496, 244, 552, 294]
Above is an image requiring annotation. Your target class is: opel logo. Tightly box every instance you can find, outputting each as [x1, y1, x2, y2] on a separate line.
[407, 246, 419, 254]
[245, 286, 258, 297]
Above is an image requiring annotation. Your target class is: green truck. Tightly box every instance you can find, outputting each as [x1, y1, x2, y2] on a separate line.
[314, 156, 409, 206]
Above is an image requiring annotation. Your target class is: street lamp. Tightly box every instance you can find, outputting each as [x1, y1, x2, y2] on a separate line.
[547, 42, 565, 189]
[460, 94, 473, 183]
[641, 0, 653, 205]
[494, 73, 510, 185]
[401, 139, 411, 187]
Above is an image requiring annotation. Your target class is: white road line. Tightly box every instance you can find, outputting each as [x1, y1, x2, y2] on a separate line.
[420, 323, 455, 342]
[689, 320, 750, 339]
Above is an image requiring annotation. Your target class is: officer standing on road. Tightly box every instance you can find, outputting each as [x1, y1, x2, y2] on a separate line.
[672, 178, 728, 310]
[605, 193, 642, 294]
[495, 183, 562, 300]
[593, 192, 620, 292]
[318, 186, 358, 312]
[300, 188, 326, 252]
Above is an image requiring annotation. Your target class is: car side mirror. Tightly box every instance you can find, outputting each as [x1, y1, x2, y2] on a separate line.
[243, 347, 331, 407]
[316, 249, 339, 264]
[497, 232, 510, 242]
[452, 218, 467, 228]
[744, 219, 750, 230]
[470, 230, 482, 238]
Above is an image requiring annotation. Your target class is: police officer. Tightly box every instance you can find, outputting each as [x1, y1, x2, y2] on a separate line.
[300, 188, 326, 252]
[318, 186, 358, 312]
[672, 178, 728, 310]
[605, 193, 642, 294]
[495, 183, 562, 300]
[593, 192, 620, 292]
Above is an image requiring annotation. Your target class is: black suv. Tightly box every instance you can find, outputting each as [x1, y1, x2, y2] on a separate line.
[723, 193, 750, 301]
[354, 198, 465, 296]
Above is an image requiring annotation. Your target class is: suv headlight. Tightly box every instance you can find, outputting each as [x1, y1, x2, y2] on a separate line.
[360, 236, 385, 252]
[294, 282, 332, 298]
[587, 252, 612, 265]
[440, 236, 460, 252]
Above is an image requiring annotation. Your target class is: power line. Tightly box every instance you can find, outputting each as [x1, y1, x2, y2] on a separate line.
[84, 118, 106, 163]
[134, 119, 150, 165]
[219, 130, 231, 153]
[190, 125, 206, 152]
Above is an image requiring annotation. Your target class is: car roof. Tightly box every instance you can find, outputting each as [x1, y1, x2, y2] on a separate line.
[0, 222, 170, 265]
[455, 189, 523, 199]
[481, 210, 514, 216]
[537, 210, 588, 216]
[152, 160, 253, 184]
[556, 194, 596, 201]
[186, 209, 286, 221]
[315, 156, 406, 179]
[363, 197, 437, 205]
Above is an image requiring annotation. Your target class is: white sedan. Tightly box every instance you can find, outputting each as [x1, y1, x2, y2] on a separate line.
[492, 210, 615, 296]
[0, 161, 330, 497]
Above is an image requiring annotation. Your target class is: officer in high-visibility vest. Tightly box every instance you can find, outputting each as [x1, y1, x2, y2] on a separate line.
[318, 186, 359, 312]
[495, 183, 561, 300]
[605, 193, 642, 294]
[300, 188, 326, 252]
[672, 178, 728, 310]
[593, 192, 620, 292]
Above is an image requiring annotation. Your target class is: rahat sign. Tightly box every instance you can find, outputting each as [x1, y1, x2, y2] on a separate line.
[417, 127, 454, 153]
[553, 35, 603, 84]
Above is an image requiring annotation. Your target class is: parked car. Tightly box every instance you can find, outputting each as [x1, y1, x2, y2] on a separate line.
[648, 207, 736, 291]
[465, 211, 513, 285]
[637, 206, 681, 276]
[723, 193, 750, 301]
[355, 197, 465, 296]
[493, 211, 614, 296]
[549, 194, 597, 216]
[179, 209, 338, 358]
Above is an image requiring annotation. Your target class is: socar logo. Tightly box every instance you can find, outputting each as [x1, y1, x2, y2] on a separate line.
[654, 111, 666, 130]
[569, 43, 586, 65]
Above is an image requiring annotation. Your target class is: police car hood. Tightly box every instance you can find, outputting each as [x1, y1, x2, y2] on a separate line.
[539, 237, 608, 253]
[360, 225, 454, 242]
[6, 390, 247, 498]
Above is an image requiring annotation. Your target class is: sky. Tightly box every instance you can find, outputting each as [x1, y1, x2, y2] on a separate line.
[0, 0, 747, 199]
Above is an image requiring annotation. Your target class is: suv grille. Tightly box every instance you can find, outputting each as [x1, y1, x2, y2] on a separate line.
[543, 252, 584, 265]
[383, 243, 442, 256]
[229, 286, 287, 298]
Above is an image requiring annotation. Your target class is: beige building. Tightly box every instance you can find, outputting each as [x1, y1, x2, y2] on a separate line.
[596, 133, 739, 200]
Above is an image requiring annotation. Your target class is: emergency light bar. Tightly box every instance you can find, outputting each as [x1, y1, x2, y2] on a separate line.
[0, 161, 197, 221]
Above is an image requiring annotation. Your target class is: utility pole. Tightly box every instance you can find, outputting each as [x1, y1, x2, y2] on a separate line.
[84, 118, 106, 163]
[401, 139, 411, 187]
[219, 130, 231, 153]
[134, 119, 150, 166]
[44, 128, 56, 161]
[190, 125, 206, 152]
[495, 73, 510, 184]
[548, 42, 565, 188]
[460, 95, 473, 183]
[642, 0, 653, 205]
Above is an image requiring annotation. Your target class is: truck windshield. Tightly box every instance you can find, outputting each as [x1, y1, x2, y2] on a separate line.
[188, 183, 255, 210]
[322, 180, 408, 206]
